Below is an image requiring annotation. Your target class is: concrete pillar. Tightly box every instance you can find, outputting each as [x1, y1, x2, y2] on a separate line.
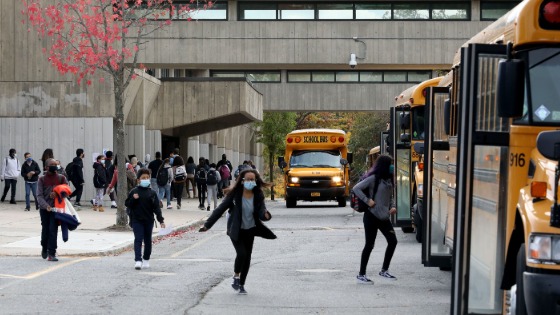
[232, 127, 240, 168]
[228, 0, 237, 21]
[188, 136, 200, 160]
[217, 130, 226, 157]
[199, 133, 210, 160]
[125, 125, 145, 163]
[145, 130, 162, 159]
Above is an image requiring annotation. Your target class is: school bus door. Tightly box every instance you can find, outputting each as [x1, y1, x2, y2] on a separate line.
[423, 86, 453, 269]
[452, 44, 509, 315]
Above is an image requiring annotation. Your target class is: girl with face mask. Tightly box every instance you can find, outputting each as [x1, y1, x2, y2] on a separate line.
[125, 168, 165, 270]
[351, 154, 398, 284]
[92, 155, 107, 212]
[199, 169, 276, 295]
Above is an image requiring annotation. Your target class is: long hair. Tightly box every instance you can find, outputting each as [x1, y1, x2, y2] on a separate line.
[41, 148, 54, 162]
[173, 155, 185, 167]
[371, 154, 393, 182]
[187, 156, 194, 164]
[226, 169, 271, 197]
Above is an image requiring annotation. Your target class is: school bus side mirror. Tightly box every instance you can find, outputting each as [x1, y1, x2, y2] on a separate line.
[278, 157, 287, 169]
[413, 142, 424, 155]
[443, 99, 451, 135]
[400, 133, 411, 143]
[536, 130, 560, 161]
[340, 158, 348, 166]
[347, 152, 353, 164]
[399, 112, 410, 130]
[497, 59, 525, 118]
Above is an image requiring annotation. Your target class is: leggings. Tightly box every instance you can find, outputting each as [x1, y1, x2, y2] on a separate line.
[174, 182, 184, 206]
[231, 228, 256, 286]
[197, 183, 207, 206]
[94, 188, 104, 207]
[360, 210, 398, 275]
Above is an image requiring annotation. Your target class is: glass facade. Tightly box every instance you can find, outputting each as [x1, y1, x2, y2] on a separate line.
[211, 71, 281, 82]
[480, 1, 520, 20]
[238, 2, 470, 20]
[287, 70, 431, 83]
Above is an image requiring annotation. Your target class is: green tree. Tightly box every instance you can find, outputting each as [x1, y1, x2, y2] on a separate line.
[348, 111, 390, 184]
[255, 112, 297, 200]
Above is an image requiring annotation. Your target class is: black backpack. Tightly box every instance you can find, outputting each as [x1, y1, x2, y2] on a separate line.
[156, 167, 170, 186]
[206, 170, 218, 185]
[65, 162, 74, 180]
[196, 167, 207, 184]
[351, 176, 379, 213]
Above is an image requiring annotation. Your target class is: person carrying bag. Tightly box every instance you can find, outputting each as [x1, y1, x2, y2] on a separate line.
[351, 155, 398, 284]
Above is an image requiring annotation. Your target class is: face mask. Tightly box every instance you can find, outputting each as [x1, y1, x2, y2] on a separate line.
[100, 160, 105, 165]
[26, 157, 32, 162]
[48, 166, 58, 173]
[389, 165, 395, 174]
[243, 180, 257, 191]
[57, 165, 61, 170]
[140, 179, 151, 188]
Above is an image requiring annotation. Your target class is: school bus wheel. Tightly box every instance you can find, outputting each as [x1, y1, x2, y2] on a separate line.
[337, 196, 346, 207]
[286, 197, 297, 208]
[515, 244, 528, 315]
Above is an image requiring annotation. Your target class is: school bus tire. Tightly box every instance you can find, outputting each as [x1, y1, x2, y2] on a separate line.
[515, 244, 528, 315]
[413, 204, 422, 243]
[286, 197, 297, 208]
[401, 226, 414, 233]
[337, 196, 346, 207]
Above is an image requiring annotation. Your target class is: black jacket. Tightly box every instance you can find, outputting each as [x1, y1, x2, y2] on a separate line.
[92, 162, 107, 188]
[21, 160, 41, 182]
[125, 186, 164, 224]
[72, 157, 84, 184]
[204, 190, 276, 242]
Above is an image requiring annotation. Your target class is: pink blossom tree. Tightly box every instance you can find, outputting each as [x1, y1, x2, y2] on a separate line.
[22, 0, 212, 227]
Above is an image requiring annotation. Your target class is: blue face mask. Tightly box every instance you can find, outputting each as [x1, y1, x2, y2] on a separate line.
[140, 179, 150, 188]
[26, 157, 32, 162]
[243, 180, 257, 191]
[389, 165, 395, 174]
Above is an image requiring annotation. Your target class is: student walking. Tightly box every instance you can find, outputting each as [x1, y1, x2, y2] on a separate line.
[21, 152, 41, 211]
[148, 151, 164, 192]
[199, 169, 276, 295]
[92, 155, 107, 212]
[351, 155, 398, 284]
[172, 156, 186, 209]
[68, 149, 85, 207]
[156, 158, 173, 209]
[1, 148, 20, 204]
[125, 169, 165, 270]
[206, 163, 221, 211]
[104, 151, 117, 209]
[195, 157, 208, 210]
[185, 156, 197, 198]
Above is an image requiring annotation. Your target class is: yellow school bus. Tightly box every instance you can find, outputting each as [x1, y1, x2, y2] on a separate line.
[421, 1, 560, 313]
[391, 77, 442, 233]
[278, 129, 352, 208]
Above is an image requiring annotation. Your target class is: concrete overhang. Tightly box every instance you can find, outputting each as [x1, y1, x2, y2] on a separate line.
[146, 78, 262, 137]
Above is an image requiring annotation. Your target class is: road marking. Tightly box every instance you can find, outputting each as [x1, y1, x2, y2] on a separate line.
[1, 257, 98, 280]
[296, 269, 342, 273]
[141, 272, 176, 276]
[169, 232, 224, 258]
[158, 258, 223, 262]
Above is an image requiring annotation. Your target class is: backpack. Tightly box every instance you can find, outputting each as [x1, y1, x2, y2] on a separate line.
[350, 176, 379, 213]
[207, 170, 218, 185]
[65, 162, 74, 180]
[174, 165, 187, 182]
[156, 167, 170, 186]
[196, 167, 207, 184]
[219, 164, 230, 180]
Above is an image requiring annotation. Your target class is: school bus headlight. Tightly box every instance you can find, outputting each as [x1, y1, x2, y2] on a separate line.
[417, 184, 423, 197]
[332, 176, 342, 183]
[529, 234, 552, 262]
[290, 177, 300, 184]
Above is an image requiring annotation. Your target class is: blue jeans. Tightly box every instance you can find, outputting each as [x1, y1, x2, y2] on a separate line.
[25, 182, 38, 209]
[158, 184, 171, 206]
[131, 221, 154, 262]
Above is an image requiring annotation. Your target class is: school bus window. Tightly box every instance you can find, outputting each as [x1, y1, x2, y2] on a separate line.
[289, 150, 342, 168]
[528, 48, 560, 124]
[411, 107, 426, 140]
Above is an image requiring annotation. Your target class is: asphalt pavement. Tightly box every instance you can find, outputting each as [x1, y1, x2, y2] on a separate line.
[0, 196, 210, 257]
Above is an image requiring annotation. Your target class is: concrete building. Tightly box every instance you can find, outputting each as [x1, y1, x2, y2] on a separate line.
[0, 0, 518, 201]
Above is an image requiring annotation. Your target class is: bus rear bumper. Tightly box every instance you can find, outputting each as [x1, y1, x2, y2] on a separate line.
[286, 187, 345, 201]
[524, 271, 560, 314]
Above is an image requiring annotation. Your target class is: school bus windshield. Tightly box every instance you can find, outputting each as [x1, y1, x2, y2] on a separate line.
[289, 150, 342, 168]
[528, 48, 560, 125]
[411, 107, 426, 140]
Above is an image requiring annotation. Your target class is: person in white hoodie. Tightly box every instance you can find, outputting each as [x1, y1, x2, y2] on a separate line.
[1, 148, 21, 204]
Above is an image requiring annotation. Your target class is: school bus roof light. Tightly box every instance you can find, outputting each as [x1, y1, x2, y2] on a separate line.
[294, 136, 302, 144]
[287, 137, 293, 144]
[338, 136, 345, 143]
[540, 0, 560, 30]
[330, 136, 337, 143]
[531, 181, 548, 198]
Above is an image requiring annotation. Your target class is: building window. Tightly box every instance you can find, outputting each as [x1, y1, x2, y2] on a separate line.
[360, 71, 383, 82]
[287, 70, 431, 83]
[384, 72, 407, 82]
[312, 72, 335, 82]
[238, 2, 470, 21]
[317, 3, 354, 20]
[278, 3, 315, 20]
[408, 71, 432, 82]
[393, 3, 430, 20]
[161, 69, 170, 78]
[480, 1, 520, 20]
[211, 71, 281, 82]
[336, 72, 359, 82]
[175, 1, 228, 20]
[288, 72, 312, 82]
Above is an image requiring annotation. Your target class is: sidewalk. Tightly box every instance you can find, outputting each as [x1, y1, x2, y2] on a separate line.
[0, 196, 211, 257]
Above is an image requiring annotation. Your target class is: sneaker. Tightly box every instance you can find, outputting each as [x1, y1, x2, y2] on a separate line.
[167, 205, 173, 209]
[47, 255, 59, 262]
[135, 261, 142, 270]
[231, 276, 240, 291]
[1, 195, 5, 202]
[177, 204, 181, 210]
[207, 206, 210, 211]
[41, 249, 47, 259]
[111, 205, 117, 209]
[24, 207, 30, 211]
[356, 274, 374, 284]
[379, 270, 397, 280]
[238, 285, 247, 295]
[142, 260, 150, 269]
[74, 202, 82, 207]
[9, 200, 16, 204]
[90, 199, 94, 206]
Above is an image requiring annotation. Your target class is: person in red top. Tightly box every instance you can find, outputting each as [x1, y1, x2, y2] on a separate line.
[37, 158, 68, 262]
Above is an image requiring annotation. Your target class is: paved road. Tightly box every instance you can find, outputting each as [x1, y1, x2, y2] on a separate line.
[0, 201, 451, 314]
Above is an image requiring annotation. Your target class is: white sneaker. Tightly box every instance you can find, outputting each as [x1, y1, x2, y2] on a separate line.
[167, 205, 172, 209]
[135, 261, 142, 270]
[142, 260, 150, 269]
[356, 274, 374, 284]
